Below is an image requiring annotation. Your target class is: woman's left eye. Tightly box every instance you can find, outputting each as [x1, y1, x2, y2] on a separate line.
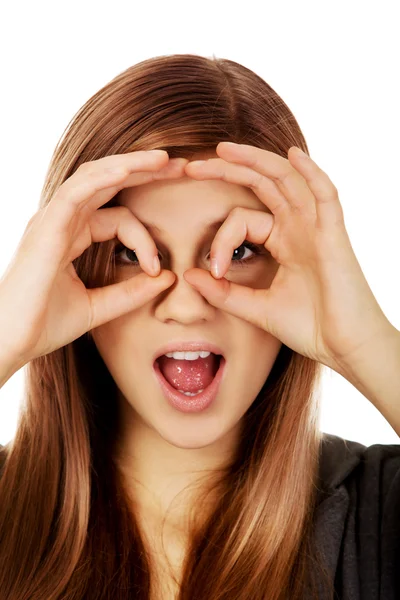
[114, 241, 262, 268]
[229, 242, 262, 266]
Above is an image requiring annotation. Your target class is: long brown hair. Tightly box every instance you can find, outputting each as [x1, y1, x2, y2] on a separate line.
[0, 54, 335, 599]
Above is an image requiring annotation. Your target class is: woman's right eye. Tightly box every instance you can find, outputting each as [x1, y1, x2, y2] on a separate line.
[114, 243, 141, 266]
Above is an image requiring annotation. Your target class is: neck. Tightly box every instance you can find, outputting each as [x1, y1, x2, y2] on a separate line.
[114, 399, 240, 533]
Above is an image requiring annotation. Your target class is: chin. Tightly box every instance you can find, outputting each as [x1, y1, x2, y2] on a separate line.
[155, 415, 240, 451]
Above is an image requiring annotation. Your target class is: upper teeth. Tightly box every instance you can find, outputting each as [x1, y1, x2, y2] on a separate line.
[164, 351, 212, 360]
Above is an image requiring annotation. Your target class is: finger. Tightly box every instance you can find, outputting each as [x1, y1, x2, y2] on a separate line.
[49, 150, 172, 219]
[216, 142, 317, 215]
[209, 207, 274, 278]
[42, 156, 188, 253]
[185, 158, 287, 215]
[86, 206, 161, 276]
[87, 270, 176, 330]
[287, 147, 345, 229]
[30, 158, 187, 274]
[92, 156, 190, 210]
[183, 268, 271, 332]
[152, 157, 190, 179]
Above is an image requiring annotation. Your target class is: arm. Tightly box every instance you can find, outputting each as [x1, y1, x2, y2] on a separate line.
[335, 322, 400, 437]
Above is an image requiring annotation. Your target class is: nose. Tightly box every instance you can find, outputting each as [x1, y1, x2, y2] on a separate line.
[154, 267, 216, 324]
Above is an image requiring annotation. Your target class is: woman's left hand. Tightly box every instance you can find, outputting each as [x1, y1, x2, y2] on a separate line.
[183, 142, 391, 374]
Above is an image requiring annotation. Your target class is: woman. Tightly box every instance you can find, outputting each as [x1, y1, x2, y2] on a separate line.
[0, 53, 399, 600]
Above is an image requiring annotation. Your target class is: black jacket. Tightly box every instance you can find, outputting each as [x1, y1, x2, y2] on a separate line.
[1, 433, 400, 598]
[314, 433, 400, 599]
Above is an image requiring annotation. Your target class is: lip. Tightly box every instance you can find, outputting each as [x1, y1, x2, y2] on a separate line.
[152, 340, 225, 363]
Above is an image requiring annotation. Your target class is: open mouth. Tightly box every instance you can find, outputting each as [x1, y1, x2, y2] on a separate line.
[153, 353, 226, 413]
[154, 352, 222, 395]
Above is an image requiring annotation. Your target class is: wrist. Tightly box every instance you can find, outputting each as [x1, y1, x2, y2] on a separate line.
[335, 321, 400, 411]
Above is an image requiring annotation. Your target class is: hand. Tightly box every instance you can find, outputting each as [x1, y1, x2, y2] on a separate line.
[0, 150, 186, 368]
[183, 142, 390, 373]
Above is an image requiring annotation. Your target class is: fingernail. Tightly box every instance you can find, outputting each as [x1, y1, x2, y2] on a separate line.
[189, 160, 206, 167]
[148, 149, 167, 156]
[152, 256, 160, 274]
[211, 257, 220, 278]
[292, 147, 309, 159]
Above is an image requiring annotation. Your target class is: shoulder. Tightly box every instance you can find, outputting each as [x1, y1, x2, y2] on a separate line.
[318, 431, 400, 494]
[315, 434, 400, 598]
[318, 432, 367, 491]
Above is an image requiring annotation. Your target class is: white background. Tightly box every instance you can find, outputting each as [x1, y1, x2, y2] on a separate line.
[0, 0, 399, 446]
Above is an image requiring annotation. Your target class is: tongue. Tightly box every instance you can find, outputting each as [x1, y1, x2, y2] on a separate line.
[157, 355, 220, 392]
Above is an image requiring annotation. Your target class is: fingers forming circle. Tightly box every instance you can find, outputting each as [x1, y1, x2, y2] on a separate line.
[48, 151, 172, 221]
[41, 155, 188, 274]
[287, 150, 345, 229]
[215, 143, 317, 216]
[210, 206, 275, 278]
[87, 206, 158, 274]
[186, 158, 288, 215]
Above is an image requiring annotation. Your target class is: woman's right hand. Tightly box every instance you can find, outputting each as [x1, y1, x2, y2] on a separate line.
[0, 150, 186, 372]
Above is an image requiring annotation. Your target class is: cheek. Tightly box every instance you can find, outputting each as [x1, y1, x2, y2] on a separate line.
[244, 327, 283, 373]
[255, 329, 282, 356]
[230, 331, 282, 414]
[91, 311, 149, 370]
[91, 321, 123, 357]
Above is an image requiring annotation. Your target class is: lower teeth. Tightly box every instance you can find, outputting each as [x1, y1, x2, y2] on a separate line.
[178, 389, 204, 396]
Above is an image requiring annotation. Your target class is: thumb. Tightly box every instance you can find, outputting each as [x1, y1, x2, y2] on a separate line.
[87, 269, 176, 329]
[183, 269, 271, 332]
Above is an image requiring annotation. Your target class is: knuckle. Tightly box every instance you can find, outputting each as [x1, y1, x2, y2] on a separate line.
[323, 183, 339, 202]
[118, 205, 134, 219]
[249, 171, 265, 191]
[321, 173, 338, 197]
[76, 162, 93, 174]
[331, 183, 339, 197]
[27, 211, 39, 227]
[230, 206, 246, 218]
[277, 170, 291, 186]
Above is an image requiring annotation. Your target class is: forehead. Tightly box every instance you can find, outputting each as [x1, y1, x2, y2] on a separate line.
[117, 151, 271, 230]
[118, 179, 269, 242]
[119, 176, 264, 208]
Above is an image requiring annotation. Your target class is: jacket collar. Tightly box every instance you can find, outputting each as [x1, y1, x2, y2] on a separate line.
[318, 432, 366, 492]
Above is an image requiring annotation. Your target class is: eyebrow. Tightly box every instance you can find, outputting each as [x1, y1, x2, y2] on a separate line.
[141, 218, 226, 238]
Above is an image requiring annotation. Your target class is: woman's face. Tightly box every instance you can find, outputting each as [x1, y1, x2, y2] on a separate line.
[91, 152, 282, 452]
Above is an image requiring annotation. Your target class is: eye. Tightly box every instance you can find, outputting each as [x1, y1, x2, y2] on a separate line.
[228, 242, 262, 267]
[113, 241, 262, 268]
[114, 244, 159, 267]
